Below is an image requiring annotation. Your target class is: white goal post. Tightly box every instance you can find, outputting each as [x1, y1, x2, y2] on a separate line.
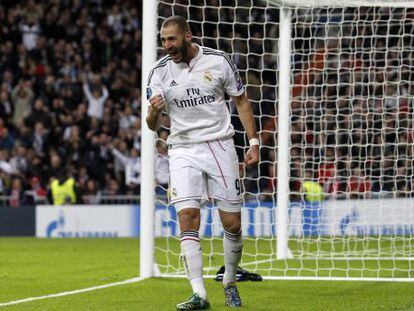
[141, 0, 414, 281]
[140, 0, 157, 279]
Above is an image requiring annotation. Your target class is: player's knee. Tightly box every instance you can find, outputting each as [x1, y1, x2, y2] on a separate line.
[178, 208, 200, 231]
[179, 209, 199, 222]
[217, 201, 242, 233]
[223, 221, 241, 235]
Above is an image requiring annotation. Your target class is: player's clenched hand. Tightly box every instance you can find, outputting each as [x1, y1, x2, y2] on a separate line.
[244, 145, 259, 167]
[146, 94, 165, 131]
[149, 95, 165, 113]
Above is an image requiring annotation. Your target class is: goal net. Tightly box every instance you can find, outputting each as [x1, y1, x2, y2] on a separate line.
[145, 0, 414, 280]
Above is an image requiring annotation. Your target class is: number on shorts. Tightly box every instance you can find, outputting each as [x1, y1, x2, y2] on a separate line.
[235, 179, 241, 195]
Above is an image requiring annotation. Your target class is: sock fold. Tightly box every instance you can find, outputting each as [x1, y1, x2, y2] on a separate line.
[181, 230, 207, 299]
[223, 229, 243, 285]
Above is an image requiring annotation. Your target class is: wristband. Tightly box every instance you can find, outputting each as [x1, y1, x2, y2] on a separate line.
[249, 138, 260, 147]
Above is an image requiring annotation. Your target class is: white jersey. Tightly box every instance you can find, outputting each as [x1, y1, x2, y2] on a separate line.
[146, 45, 244, 145]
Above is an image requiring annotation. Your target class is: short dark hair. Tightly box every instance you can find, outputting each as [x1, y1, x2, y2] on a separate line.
[161, 15, 190, 33]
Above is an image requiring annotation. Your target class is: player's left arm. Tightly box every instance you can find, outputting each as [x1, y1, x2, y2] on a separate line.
[232, 92, 259, 167]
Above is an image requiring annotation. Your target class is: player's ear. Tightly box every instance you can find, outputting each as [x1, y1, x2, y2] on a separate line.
[185, 31, 192, 41]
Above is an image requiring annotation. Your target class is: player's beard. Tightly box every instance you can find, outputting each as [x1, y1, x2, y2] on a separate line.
[180, 39, 191, 62]
[171, 38, 190, 63]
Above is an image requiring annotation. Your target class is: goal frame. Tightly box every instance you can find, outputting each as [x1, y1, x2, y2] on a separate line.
[140, 0, 157, 279]
[140, 0, 414, 281]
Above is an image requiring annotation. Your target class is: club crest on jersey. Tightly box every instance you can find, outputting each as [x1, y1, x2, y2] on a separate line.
[203, 71, 212, 82]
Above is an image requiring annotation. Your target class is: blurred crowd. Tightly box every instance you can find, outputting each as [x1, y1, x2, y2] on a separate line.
[0, 0, 413, 206]
[0, 0, 156, 205]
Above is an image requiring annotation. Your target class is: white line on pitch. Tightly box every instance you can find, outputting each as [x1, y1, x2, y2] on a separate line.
[0, 277, 143, 308]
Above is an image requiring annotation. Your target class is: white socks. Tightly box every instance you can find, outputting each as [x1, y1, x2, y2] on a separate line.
[180, 229, 243, 296]
[180, 230, 207, 299]
[223, 229, 243, 285]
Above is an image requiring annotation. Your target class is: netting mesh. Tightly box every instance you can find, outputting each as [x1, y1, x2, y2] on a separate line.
[288, 6, 414, 278]
[290, 7, 414, 200]
[152, 0, 414, 279]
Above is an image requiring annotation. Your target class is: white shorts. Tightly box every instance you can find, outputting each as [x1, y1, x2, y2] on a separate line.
[168, 138, 242, 211]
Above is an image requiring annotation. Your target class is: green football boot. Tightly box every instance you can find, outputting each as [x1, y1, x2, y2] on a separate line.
[224, 282, 242, 307]
[176, 293, 211, 310]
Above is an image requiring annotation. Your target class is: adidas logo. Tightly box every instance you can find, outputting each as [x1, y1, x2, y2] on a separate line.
[169, 80, 178, 87]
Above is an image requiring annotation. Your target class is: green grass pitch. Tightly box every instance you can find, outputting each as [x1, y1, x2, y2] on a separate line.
[1, 238, 414, 310]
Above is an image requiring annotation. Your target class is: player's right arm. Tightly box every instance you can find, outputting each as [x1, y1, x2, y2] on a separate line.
[146, 65, 166, 132]
[146, 95, 165, 131]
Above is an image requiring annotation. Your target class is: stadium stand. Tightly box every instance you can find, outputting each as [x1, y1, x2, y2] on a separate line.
[0, 0, 141, 204]
[0, 1, 412, 206]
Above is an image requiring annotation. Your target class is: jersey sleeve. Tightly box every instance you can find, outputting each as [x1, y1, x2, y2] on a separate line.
[222, 55, 244, 97]
[146, 66, 164, 100]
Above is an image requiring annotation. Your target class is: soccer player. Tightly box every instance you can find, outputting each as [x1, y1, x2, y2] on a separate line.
[146, 15, 259, 310]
